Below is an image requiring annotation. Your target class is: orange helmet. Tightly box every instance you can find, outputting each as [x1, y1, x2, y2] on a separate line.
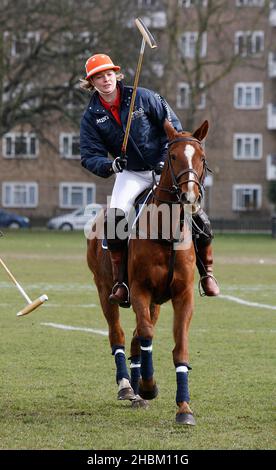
[85, 54, 120, 79]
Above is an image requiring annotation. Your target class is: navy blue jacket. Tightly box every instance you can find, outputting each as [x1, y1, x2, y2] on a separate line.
[80, 81, 182, 178]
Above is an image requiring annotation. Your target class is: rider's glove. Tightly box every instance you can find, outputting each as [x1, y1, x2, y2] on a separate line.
[112, 156, 127, 173]
[154, 161, 165, 175]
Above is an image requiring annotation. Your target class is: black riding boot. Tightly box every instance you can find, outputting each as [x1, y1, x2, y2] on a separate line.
[192, 209, 220, 297]
[105, 208, 130, 306]
[196, 242, 220, 296]
[108, 248, 129, 305]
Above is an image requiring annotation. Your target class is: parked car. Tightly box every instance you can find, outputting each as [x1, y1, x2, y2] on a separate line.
[46, 204, 103, 231]
[0, 209, 30, 229]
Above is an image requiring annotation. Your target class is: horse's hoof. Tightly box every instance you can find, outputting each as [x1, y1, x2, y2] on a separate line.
[175, 412, 196, 426]
[131, 395, 149, 409]
[138, 383, 159, 400]
[117, 387, 136, 401]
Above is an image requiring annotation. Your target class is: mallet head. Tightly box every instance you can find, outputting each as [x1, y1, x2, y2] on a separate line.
[135, 18, 157, 49]
[17, 294, 48, 317]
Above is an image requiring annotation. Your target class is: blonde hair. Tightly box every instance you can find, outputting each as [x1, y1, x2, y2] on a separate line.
[79, 71, 124, 92]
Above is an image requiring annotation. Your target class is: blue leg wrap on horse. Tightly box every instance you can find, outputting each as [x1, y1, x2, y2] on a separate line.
[130, 355, 141, 395]
[140, 338, 154, 381]
[112, 346, 130, 383]
[175, 363, 190, 403]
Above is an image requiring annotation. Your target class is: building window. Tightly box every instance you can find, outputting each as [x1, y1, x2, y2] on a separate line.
[177, 83, 190, 109]
[266, 154, 276, 180]
[65, 85, 84, 110]
[137, 0, 157, 6]
[177, 82, 206, 109]
[2, 133, 38, 158]
[2, 82, 40, 110]
[232, 185, 262, 211]
[7, 31, 40, 57]
[178, 0, 208, 6]
[59, 183, 96, 209]
[234, 83, 263, 109]
[2, 182, 38, 208]
[60, 133, 80, 159]
[236, 0, 265, 6]
[77, 31, 98, 57]
[234, 134, 262, 160]
[152, 62, 164, 78]
[135, 12, 166, 28]
[235, 31, 264, 56]
[180, 32, 207, 58]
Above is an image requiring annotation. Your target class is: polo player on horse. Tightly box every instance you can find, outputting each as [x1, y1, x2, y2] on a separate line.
[80, 54, 220, 304]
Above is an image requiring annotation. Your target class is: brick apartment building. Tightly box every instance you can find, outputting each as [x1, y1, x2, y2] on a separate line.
[1, 0, 276, 226]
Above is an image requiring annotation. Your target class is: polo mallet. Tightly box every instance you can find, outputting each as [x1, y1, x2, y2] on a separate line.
[0, 256, 48, 317]
[121, 17, 157, 155]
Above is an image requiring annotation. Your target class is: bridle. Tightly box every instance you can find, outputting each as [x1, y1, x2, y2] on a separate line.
[152, 136, 210, 205]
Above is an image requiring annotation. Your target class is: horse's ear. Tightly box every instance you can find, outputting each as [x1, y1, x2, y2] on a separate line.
[193, 120, 209, 141]
[164, 119, 178, 141]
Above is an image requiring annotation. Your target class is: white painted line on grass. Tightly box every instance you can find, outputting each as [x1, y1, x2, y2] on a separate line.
[219, 295, 276, 311]
[41, 322, 108, 336]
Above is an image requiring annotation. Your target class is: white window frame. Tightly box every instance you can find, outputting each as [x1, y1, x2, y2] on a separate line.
[64, 83, 83, 110]
[2, 182, 38, 208]
[2, 132, 38, 158]
[74, 31, 98, 58]
[178, 0, 208, 6]
[137, 0, 157, 7]
[2, 82, 40, 110]
[59, 183, 96, 209]
[235, 31, 264, 57]
[176, 82, 206, 109]
[233, 134, 262, 160]
[236, 0, 265, 6]
[232, 184, 262, 211]
[78, 31, 98, 46]
[151, 11, 167, 28]
[234, 82, 263, 109]
[266, 154, 276, 180]
[59, 133, 80, 159]
[9, 31, 40, 57]
[152, 62, 164, 78]
[180, 32, 207, 58]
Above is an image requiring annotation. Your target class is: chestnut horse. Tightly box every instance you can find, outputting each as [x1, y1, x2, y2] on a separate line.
[86, 119, 209, 425]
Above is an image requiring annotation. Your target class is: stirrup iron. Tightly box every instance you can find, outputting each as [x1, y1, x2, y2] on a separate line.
[198, 274, 219, 297]
[111, 282, 131, 307]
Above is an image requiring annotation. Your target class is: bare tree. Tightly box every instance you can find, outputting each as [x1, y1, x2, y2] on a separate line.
[0, 0, 138, 141]
[163, 0, 270, 130]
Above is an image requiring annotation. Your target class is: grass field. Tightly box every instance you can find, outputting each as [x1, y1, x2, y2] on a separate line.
[0, 230, 275, 450]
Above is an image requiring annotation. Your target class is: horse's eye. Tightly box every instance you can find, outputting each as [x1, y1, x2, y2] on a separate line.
[170, 154, 176, 160]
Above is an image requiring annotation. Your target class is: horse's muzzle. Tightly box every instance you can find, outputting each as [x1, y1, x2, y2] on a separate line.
[180, 192, 201, 214]
[180, 191, 199, 205]
[180, 192, 189, 204]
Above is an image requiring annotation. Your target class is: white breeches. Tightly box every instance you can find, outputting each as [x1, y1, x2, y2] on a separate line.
[109, 170, 159, 217]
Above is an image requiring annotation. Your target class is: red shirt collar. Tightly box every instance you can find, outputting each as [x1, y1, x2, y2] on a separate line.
[99, 86, 121, 111]
[99, 86, 121, 126]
